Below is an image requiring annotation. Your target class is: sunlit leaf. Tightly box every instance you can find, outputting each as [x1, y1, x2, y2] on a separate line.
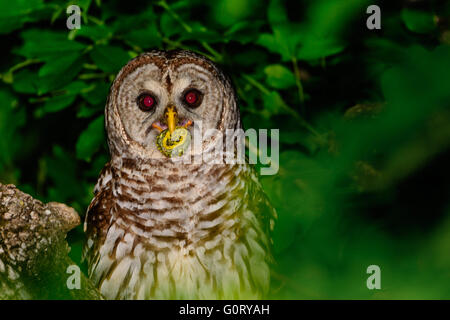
[264, 64, 296, 89]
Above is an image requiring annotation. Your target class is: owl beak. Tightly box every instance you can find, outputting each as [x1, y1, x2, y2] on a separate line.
[165, 105, 178, 135]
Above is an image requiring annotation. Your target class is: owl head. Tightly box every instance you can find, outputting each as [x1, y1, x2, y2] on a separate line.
[105, 50, 240, 161]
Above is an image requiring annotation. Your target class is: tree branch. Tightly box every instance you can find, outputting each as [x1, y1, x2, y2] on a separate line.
[0, 183, 102, 299]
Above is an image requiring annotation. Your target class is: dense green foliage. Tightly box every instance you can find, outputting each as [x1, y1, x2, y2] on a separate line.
[0, 0, 449, 298]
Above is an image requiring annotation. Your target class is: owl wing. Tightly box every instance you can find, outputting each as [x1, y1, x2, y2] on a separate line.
[82, 162, 114, 268]
[248, 168, 277, 255]
[232, 167, 277, 297]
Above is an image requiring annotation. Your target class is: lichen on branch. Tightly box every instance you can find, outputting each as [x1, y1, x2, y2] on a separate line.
[0, 183, 102, 300]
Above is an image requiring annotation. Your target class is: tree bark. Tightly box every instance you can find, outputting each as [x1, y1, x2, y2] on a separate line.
[0, 183, 102, 299]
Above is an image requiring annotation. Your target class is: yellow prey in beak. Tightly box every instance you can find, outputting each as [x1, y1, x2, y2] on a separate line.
[153, 105, 193, 158]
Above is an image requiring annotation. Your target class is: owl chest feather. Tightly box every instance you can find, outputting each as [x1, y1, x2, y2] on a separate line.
[86, 159, 271, 299]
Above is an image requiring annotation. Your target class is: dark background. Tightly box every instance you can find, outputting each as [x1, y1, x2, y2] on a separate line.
[0, 0, 449, 298]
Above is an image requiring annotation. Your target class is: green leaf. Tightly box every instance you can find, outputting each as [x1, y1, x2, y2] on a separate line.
[37, 95, 77, 115]
[77, 104, 103, 118]
[124, 24, 162, 49]
[256, 0, 304, 61]
[262, 91, 288, 117]
[38, 53, 81, 77]
[292, 0, 367, 60]
[257, 26, 300, 62]
[212, 0, 256, 27]
[257, 33, 279, 54]
[267, 0, 288, 28]
[90, 45, 131, 73]
[160, 12, 184, 38]
[304, 0, 370, 38]
[80, 81, 109, 106]
[224, 20, 264, 44]
[179, 22, 222, 43]
[112, 8, 155, 33]
[401, 8, 436, 34]
[264, 64, 296, 89]
[296, 36, 345, 60]
[11, 69, 39, 94]
[37, 55, 85, 95]
[0, 0, 49, 34]
[14, 30, 87, 94]
[73, 24, 113, 42]
[37, 81, 86, 115]
[16, 29, 86, 59]
[76, 115, 105, 161]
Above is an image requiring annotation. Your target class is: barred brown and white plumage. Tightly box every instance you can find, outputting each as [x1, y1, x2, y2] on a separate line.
[83, 50, 276, 299]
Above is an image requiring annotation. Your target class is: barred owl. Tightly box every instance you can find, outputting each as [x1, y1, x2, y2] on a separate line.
[83, 50, 276, 299]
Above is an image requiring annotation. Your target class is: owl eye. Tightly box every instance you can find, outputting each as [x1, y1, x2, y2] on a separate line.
[183, 89, 203, 108]
[137, 93, 157, 111]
